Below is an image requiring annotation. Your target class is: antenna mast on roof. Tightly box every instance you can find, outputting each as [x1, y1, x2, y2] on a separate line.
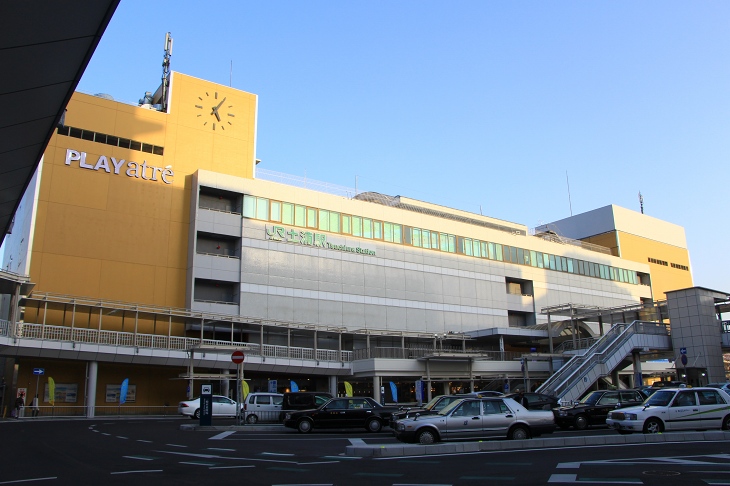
[161, 32, 173, 112]
[638, 191, 644, 214]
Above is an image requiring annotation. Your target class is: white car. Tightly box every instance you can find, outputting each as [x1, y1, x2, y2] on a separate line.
[243, 392, 283, 423]
[178, 395, 241, 419]
[606, 387, 730, 434]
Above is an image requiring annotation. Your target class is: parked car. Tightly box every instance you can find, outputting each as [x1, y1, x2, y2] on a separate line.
[389, 394, 477, 428]
[505, 392, 559, 410]
[553, 389, 647, 430]
[607, 387, 730, 434]
[279, 391, 333, 421]
[393, 397, 555, 444]
[178, 395, 240, 419]
[474, 391, 505, 397]
[706, 382, 730, 393]
[283, 397, 400, 433]
[243, 392, 283, 424]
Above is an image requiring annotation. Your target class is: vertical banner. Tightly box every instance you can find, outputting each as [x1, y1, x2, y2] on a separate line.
[344, 381, 353, 397]
[389, 382, 398, 403]
[290, 381, 299, 392]
[119, 378, 129, 405]
[415, 380, 423, 405]
[242, 380, 250, 400]
[48, 377, 55, 405]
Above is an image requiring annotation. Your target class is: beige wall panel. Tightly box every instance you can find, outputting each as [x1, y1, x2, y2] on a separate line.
[66, 95, 119, 134]
[166, 220, 189, 269]
[98, 260, 157, 304]
[47, 157, 111, 212]
[153, 266, 169, 307]
[113, 108, 167, 146]
[168, 180, 190, 224]
[31, 201, 47, 254]
[42, 204, 110, 261]
[581, 232, 619, 256]
[165, 268, 187, 308]
[104, 171, 174, 217]
[37, 254, 102, 297]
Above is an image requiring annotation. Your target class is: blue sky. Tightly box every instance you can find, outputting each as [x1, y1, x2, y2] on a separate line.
[75, 1, 730, 293]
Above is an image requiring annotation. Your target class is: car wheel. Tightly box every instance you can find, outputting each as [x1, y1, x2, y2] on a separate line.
[643, 417, 664, 434]
[509, 425, 530, 440]
[574, 414, 588, 430]
[246, 414, 258, 424]
[297, 419, 313, 433]
[417, 429, 437, 444]
[193, 409, 201, 419]
[722, 414, 730, 431]
[366, 418, 382, 433]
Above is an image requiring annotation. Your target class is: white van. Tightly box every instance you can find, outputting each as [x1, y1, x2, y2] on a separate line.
[243, 392, 283, 423]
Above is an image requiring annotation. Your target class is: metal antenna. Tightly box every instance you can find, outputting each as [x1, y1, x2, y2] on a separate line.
[638, 192, 644, 214]
[566, 171, 573, 216]
[161, 32, 173, 112]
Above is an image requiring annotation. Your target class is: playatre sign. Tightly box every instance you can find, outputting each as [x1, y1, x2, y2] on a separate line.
[64, 148, 174, 184]
[266, 225, 376, 256]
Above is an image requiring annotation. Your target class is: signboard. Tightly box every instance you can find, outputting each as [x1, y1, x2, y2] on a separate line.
[680, 355, 688, 366]
[105, 384, 135, 403]
[266, 225, 376, 256]
[201, 384, 212, 395]
[268, 380, 278, 393]
[231, 350, 245, 364]
[680, 347, 687, 355]
[200, 384, 212, 426]
[46, 383, 78, 403]
[415, 380, 423, 404]
[33, 368, 44, 375]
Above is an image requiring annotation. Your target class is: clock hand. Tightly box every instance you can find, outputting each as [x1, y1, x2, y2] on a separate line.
[210, 97, 226, 122]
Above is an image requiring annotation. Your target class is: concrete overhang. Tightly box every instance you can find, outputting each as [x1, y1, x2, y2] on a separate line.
[0, 1, 120, 246]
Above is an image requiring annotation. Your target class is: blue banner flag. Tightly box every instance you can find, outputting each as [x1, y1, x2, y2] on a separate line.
[290, 381, 299, 392]
[120, 378, 129, 405]
[389, 382, 398, 403]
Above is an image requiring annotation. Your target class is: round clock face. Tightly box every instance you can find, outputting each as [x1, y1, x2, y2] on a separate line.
[194, 91, 234, 131]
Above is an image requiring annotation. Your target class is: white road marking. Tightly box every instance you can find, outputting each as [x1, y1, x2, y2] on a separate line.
[261, 452, 295, 456]
[549, 474, 577, 483]
[548, 475, 641, 484]
[165, 444, 187, 448]
[556, 462, 582, 468]
[180, 461, 216, 466]
[110, 470, 163, 475]
[123, 456, 153, 461]
[209, 431, 236, 440]
[321, 456, 361, 460]
[210, 465, 255, 469]
[101, 433, 110, 436]
[136, 439, 152, 443]
[0, 478, 57, 484]
[348, 438, 367, 446]
[116, 436, 128, 439]
[207, 447, 236, 452]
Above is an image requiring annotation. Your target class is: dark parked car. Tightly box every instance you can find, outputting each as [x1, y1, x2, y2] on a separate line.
[389, 394, 476, 428]
[554, 389, 648, 430]
[283, 397, 400, 433]
[505, 392, 559, 410]
[278, 391, 333, 421]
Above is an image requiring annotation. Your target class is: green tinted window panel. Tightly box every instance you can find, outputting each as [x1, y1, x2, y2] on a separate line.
[363, 218, 372, 238]
[440, 233, 448, 252]
[413, 228, 421, 247]
[282, 203, 294, 224]
[548, 255, 556, 270]
[567, 259, 574, 273]
[488, 242, 495, 260]
[536, 252, 544, 268]
[517, 248, 524, 265]
[330, 212, 340, 233]
[307, 207, 317, 228]
[295, 205, 306, 227]
[464, 238, 473, 256]
[256, 198, 269, 220]
[394, 225, 402, 244]
[270, 201, 282, 222]
[242, 195, 255, 218]
[423, 230, 431, 249]
[352, 216, 362, 237]
[495, 244, 503, 261]
[431, 232, 439, 250]
[384, 222, 393, 242]
[473, 240, 481, 258]
[373, 221, 381, 239]
[318, 209, 329, 231]
[343, 215, 352, 234]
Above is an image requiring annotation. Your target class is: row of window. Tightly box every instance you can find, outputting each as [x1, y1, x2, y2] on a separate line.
[649, 257, 689, 271]
[232, 193, 640, 285]
[57, 125, 165, 156]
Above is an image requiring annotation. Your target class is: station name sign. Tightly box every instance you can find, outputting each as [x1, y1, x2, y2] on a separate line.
[265, 225, 376, 256]
[64, 148, 174, 184]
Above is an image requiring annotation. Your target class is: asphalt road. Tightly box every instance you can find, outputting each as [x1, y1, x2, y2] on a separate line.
[2, 418, 730, 485]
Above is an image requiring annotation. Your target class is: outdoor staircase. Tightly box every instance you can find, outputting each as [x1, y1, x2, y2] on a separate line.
[537, 321, 672, 403]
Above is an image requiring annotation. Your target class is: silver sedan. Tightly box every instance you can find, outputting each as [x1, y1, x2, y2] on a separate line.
[393, 397, 556, 444]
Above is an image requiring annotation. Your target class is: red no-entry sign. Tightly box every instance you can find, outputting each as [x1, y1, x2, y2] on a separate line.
[231, 350, 245, 364]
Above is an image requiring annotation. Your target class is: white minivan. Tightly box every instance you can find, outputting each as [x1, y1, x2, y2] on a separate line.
[243, 392, 283, 423]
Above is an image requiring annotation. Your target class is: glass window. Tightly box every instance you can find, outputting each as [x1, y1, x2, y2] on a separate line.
[530, 250, 537, 267]
[343, 215, 352, 234]
[548, 254, 556, 270]
[352, 216, 362, 237]
[363, 218, 372, 238]
[536, 252, 544, 268]
[599, 265, 606, 279]
[481, 241, 487, 258]
[440, 233, 448, 251]
[431, 232, 439, 250]
[256, 198, 269, 220]
[495, 244, 503, 261]
[413, 228, 422, 248]
[294, 205, 306, 227]
[318, 209, 329, 231]
[560, 257, 567, 272]
[384, 222, 393, 242]
[403, 227, 412, 245]
[578, 260, 585, 275]
[282, 203, 293, 224]
[394, 224, 402, 244]
[567, 259, 574, 273]
[473, 240, 481, 258]
[502, 246, 510, 262]
[423, 230, 431, 249]
[373, 220, 381, 239]
[609, 267, 615, 280]
[588, 263, 596, 277]
[307, 207, 317, 228]
[511, 247, 518, 263]
[517, 248, 524, 265]
[270, 201, 281, 222]
[488, 242, 495, 260]
[463, 238, 472, 256]
[330, 212, 340, 233]
[242, 195, 255, 218]
[447, 234, 455, 253]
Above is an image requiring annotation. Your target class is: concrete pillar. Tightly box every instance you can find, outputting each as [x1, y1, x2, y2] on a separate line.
[443, 382, 450, 395]
[611, 369, 620, 389]
[633, 351, 643, 388]
[221, 371, 230, 398]
[426, 360, 432, 402]
[328, 376, 337, 397]
[86, 361, 98, 418]
[373, 376, 381, 403]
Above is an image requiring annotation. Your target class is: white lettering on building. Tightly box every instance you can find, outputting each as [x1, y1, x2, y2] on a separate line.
[64, 149, 174, 185]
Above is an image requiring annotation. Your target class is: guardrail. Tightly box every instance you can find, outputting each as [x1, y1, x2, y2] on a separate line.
[5, 323, 353, 363]
[352, 346, 522, 361]
[13, 405, 179, 418]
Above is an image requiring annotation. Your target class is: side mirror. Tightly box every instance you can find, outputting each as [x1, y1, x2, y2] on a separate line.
[414, 412, 420, 420]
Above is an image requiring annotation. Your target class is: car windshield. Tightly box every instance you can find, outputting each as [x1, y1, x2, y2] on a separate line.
[438, 399, 466, 416]
[423, 396, 442, 410]
[579, 392, 602, 405]
[645, 390, 674, 407]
